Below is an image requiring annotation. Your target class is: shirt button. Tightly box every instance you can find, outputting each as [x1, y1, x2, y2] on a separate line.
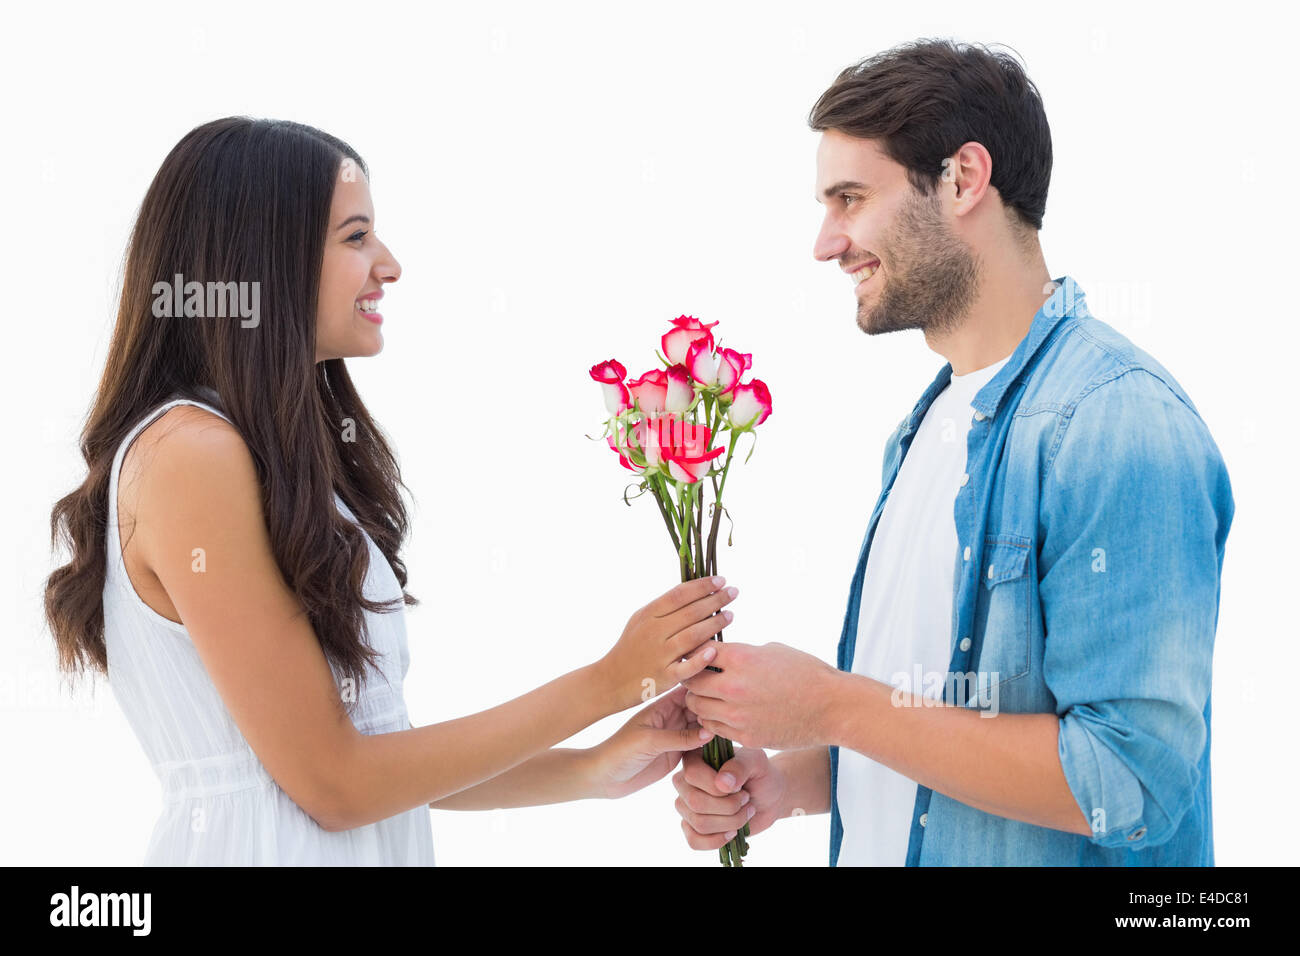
[919, 812, 928, 828]
[987, 565, 995, 579]
[960, 473, 970, 486]
[963, 545, 971, 561]
[959, 637, 971, 651]
[973, 411, 986, 421]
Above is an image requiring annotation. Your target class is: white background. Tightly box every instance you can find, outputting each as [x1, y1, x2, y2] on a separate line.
[2, 0, 1295, 866]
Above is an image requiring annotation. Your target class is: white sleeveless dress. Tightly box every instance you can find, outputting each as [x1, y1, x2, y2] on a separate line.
[103, 391, 436, 865]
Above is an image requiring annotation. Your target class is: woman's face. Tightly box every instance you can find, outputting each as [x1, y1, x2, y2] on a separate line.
[316, 164, 401, 362]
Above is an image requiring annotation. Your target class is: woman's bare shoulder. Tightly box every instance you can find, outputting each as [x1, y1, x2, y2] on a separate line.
[123, 404, 253, 489]
[119, 404, 264, 552]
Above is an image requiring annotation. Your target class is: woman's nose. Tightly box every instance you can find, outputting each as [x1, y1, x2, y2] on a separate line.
[378, 244, 401, 283]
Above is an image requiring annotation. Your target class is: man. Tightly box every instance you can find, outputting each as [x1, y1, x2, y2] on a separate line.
[672, 38, 1234, 866]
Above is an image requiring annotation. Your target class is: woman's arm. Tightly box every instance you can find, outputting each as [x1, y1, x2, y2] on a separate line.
[419, 685, 716, 810]
[131, 408, 733, 831]
[425, 746, 597, 809]
[408, 712, 597, 809]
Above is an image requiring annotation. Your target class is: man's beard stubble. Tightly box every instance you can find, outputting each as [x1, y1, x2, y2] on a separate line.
[856, 186, 982, 338]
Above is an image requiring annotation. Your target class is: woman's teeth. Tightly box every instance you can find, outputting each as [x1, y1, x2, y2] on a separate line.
[357, 299, 379, 312]
[850, 261, 879, 285]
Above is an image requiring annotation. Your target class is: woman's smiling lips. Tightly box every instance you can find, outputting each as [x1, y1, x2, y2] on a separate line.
[356, 289, 384, 324]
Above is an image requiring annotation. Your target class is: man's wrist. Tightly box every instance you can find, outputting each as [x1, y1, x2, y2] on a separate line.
[815, 665, 855, 749]
[769, 746, 831, 819]
[768, 749, 799, 819]
[827, 669, 899, 759]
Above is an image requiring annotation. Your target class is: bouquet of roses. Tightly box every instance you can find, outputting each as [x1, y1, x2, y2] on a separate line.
[589, 314, 772, 867]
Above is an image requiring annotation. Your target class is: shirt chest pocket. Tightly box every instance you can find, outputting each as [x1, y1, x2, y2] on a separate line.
[974, 535, 1033, 686]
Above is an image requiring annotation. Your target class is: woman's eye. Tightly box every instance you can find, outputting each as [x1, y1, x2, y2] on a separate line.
[348, 230, 368, 243]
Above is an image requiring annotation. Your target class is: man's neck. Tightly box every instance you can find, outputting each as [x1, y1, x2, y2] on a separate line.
[925, 252, 1054, 376]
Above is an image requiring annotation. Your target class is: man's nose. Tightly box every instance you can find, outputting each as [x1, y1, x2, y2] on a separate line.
[813, 217, 850, 263]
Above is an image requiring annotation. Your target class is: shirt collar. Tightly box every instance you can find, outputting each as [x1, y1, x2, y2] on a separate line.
[901, 274, 1090, 431]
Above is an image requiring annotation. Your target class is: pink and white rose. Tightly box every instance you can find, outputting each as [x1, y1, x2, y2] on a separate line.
[715, 348, 753, 401]
[633, 416, 726, 482]
[627, 368, 668, 415]
[637, 417, 725, 483]
[685, 339, 752, 402]
[686, 338, 719, 386]
[662, 315, 719, 365]
[664, 364, 695, 415]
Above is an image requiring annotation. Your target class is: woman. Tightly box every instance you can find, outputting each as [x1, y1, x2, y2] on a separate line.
[43, 117, 737, 865]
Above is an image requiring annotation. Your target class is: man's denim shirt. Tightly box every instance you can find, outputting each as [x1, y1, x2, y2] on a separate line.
[828, 275, 1235, 866]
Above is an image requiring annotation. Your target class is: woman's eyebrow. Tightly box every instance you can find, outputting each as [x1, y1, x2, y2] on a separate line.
[335, 213, 371, 231]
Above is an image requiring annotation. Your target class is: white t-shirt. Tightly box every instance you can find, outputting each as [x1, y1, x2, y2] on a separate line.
[835, 354, 1009, 866]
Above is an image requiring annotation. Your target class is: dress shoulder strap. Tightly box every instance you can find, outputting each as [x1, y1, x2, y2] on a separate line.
[109, 391, 234, 498]
[106, 390, 237, 605]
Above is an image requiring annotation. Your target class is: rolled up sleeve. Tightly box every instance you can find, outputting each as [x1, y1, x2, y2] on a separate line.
[1038, 369, 1233, 849]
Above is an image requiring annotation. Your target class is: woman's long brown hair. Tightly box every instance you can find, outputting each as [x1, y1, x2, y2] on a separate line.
[44, 116, 417, 695]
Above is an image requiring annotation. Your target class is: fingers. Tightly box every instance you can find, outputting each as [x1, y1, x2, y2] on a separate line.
[682, 748, 764, 796]
[643, 725, 716, 756]
[683, 687, 730, 725]
[698, 718, 744, 745]
[669, 637, 722, 685]
[681, 818, 741, 851]
[680, 665, 722, 692]
[673, 754, 759, 849]
[672, 767, 750, 817]
[676, 793, 754, 844]
[670, 609, 734, 661]
[646, 575, 727, 618]
[671, 642, 719, 684]
[662, 584, 738, 635]
[634, 682, 689, 721]
[659, 683, 689, 710]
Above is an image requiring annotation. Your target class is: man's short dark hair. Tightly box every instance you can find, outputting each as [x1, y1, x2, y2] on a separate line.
[809, 38, 1053, 235]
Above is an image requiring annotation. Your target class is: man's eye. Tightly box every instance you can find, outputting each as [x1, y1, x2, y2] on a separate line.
[841, 194, 858, 206]
[348, 230, 368, 242]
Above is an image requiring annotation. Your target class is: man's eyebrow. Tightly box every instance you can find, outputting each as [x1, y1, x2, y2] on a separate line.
[815, 180, 872, 203]
[335, 214, 371, 231]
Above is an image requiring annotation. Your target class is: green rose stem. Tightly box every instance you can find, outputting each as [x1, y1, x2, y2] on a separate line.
[650, 478, 681, 553]
[706, 403, 750, 864]
[643, 391, 750, 865]
[693, 482, 706, 578]
[701, 395, 750, 865]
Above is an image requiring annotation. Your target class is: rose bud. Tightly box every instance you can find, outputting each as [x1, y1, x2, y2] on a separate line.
[727, 379, 773, 431]
[664, 364, 695, 415]
[589, 359, 631, 416]
[715, 348, 753, 402]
